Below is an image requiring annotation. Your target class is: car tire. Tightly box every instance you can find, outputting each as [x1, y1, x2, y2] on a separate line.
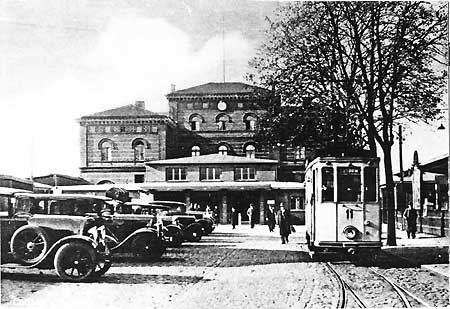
[10, 225, 50, 265]
[90, 257, 112, 278]
[184, 224, 203, 242]
[131, 234, 165, 261]
[54, 242, 96, 282]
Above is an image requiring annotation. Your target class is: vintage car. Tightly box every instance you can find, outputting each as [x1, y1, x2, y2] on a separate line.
[127, 202, 184, 248]
[149, 201, 215, 236]
[0, 189, 111, 282]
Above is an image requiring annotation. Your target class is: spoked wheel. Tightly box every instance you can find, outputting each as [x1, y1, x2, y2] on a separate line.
[54, 242, 96, 282]
[131, 234, 165, 261]
[10, 225, 49, 265]
[90, 256, 112, 278]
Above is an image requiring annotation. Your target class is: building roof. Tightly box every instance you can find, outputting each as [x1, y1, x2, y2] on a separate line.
[167, 82, 269, 97]
[32, 174, 92, 186]
[146, 154, 278, 165]
[419, 154, 448, 175]
[58, 181, 304, 193]
[81, 104, 167, 119]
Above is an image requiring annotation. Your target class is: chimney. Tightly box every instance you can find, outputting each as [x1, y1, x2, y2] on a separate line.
[135, 100, 145, 109]
[170, 84, 176, 93]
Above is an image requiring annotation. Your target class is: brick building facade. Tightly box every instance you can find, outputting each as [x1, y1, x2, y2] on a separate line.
[79, 101, 176, 184]
[78, 82, 308, 224]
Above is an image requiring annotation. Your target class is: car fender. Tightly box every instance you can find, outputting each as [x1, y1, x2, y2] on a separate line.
[109, 227, 159, 251]
[11, 235, 98, 269]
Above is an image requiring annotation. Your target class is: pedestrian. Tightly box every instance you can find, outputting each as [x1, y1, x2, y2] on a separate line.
[266, 205, 276, 232]
[231, 207, 238, 229]
[277, 203, 291, 244]
[403, 202, 417, 239]
[213, 205, 219, 225]
[247, 204, 255, 228]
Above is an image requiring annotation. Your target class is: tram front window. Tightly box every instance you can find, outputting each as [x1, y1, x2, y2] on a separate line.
[337, 167, 361, 202]
[322, 167, 334, 201]
[364, 167, 377, 202]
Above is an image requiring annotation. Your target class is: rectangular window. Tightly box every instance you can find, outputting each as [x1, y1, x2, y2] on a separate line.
[187, 103, 193, 109]
[235, 167, 256, 180]
[200, 167, 222, 180]
[134, 174, 145, 183]
[120, 126, 126, 133]
[166, 168, 186, 181]
[364, 167, 377, 202]
[237, 103, 244, 109]
[136, 126, 142, 133]
[202, 103, 209, 109]
[337, 167, 361, 202]
[290, 196, 305, 210]
[321, 167, 334, 202]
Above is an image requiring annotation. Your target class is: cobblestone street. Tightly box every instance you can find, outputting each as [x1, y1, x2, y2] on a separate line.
[2, 225, 449, 308]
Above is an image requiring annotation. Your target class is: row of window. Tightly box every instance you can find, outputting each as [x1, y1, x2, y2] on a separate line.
[165, 167, 256, 181]
[99, 138, 149, 162]
[320, 166, 377, 202]
[191, 144, 256, 158]
[185, 102, 258, 110]
[189, 113, 257, 131]
[90, 125, 158, 134]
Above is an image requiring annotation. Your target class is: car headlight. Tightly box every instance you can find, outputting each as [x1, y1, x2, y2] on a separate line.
[343, 225, 358, 240]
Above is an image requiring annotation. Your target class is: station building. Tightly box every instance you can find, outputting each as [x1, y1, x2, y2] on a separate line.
[77, 82, 308, 224]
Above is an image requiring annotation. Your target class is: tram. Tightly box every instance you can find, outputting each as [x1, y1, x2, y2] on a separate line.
[305, 157, 382, 256]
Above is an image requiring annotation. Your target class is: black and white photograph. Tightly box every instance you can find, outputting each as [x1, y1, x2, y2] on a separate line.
[1, 1, 449, 308]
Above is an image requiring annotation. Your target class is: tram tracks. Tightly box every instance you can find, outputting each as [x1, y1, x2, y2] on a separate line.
[326, 262, 433, 308]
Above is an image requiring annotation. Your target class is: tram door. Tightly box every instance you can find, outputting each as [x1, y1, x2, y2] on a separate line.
[336, 166, 364, 241]
[315, 166, 337, 241]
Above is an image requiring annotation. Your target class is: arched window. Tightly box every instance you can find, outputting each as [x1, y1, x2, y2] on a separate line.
[216, 113, 232, 131]
[243, 113, 258, 131]
[244, 144, 256, 158]
[134, 140, 145, 161]
[218, 145, 228, 156]
[189, 114, 204, 131]
[191, 145, 200, 157]
[98, 139, 114, 162]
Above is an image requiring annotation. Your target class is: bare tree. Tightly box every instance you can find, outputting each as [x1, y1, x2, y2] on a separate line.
[250, 1, 448, 245]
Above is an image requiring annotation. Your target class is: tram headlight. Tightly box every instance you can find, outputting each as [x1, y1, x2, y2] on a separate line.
[343, 225, 358, 240]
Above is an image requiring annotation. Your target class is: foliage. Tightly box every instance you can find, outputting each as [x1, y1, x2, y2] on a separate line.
[250, 1, 448, 154]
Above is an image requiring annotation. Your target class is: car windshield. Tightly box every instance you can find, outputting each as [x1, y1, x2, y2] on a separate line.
[14, 197, 105, 215]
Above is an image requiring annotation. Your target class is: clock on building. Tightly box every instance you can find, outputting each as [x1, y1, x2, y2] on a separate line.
[217, 100, 227, 111]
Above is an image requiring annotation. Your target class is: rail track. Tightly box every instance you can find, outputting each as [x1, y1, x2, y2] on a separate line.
[326, 262, 433, 308]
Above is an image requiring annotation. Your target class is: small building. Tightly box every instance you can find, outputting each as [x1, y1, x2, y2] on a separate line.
[33, 174, 92, 187]
[144, 153, 305, 224]
[382, 152, 448, 236]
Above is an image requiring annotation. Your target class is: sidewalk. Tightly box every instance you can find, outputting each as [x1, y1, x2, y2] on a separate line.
[381, 224, 449, 277]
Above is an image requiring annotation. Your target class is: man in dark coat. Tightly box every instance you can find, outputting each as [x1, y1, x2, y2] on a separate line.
[277, 203, 291, 244]
[403, 202, 417, 239]
[266, 205, 276, 232]
[231, 207, 238, 229]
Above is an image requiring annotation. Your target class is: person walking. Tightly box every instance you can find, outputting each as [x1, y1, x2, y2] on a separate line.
[247, 204, 255, 228]
[403, 202, 418, 239]
[231, 207, 238, 229]
[277, 203, 291, 244]
[266, 205, 276, 232]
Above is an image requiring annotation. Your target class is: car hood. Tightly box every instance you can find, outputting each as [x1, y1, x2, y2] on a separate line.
[28, 215, 92, 234]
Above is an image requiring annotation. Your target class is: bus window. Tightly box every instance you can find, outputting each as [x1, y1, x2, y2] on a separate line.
[322, 167, 334, 202]
[364, 167, 377, 202]
[337, 167, 361, 202]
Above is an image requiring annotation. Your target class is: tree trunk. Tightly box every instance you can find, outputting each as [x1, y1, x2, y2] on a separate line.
[382, 145, 397, 246]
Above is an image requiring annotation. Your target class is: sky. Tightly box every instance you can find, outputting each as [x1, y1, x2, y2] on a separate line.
[0, 0, 448, 180]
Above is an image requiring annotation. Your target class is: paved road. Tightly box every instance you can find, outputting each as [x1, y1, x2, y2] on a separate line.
[2, 225, 448, 308]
